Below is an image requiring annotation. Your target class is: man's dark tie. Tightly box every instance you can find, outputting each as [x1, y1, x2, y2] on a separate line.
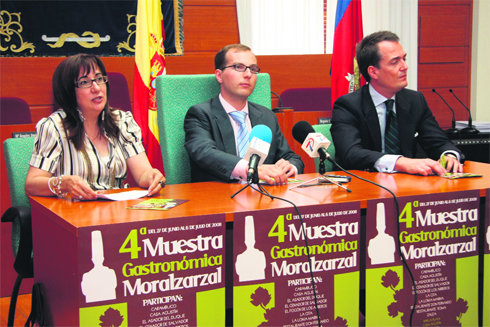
[384, 99, 400, 154]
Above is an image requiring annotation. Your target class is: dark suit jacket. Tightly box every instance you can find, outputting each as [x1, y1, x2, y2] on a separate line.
[184, 96, 304, 182]
[331, 85, 463, 170]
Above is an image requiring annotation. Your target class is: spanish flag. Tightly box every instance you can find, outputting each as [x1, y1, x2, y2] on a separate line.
[133, 0, 166, 171]
[331, 0, 364, 105]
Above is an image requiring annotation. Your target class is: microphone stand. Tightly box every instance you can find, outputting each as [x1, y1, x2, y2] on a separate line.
[271, 90, 293, 113]
[318, 158, 326, 174]
[289, 174, 351, 192]
[230, 169, 274, 199]
[432, 89, 459, 134]
[449, 89, 479, 134]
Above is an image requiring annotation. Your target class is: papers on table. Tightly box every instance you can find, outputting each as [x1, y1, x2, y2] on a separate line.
[97, 190, 149, 201]
[456, 121, 490, 132]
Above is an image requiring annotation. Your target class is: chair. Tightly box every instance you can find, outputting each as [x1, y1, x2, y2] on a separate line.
[1, 137, 35, 326]
[0, 97, 33, 125]
[280, 87, 332, 111]
[107, 72, 132, 112]
[312, 124, 336, 172]
[156, 73, 271, 185]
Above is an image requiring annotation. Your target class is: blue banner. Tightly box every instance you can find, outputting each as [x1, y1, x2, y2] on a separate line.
[0, 0, 183, 57]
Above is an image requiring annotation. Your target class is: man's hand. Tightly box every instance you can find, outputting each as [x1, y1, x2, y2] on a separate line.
[258, 159, 295, 185]
[439, 155, 464, 173]
[394, 157, 448, 176]
[274, 159, 296, 177]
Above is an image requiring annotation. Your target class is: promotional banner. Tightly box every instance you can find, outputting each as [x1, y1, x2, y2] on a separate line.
[484, 189, 490, 327]
[233, 203, 361, 326]
[365, 191, 480, 326]
[77, 214, 226, 326]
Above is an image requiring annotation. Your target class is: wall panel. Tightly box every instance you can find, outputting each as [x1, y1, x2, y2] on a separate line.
[418, 0, 472, 128]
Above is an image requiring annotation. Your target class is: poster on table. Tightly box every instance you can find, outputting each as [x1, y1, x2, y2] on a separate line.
[484, 189, 490, 327]
[233, 203, 360, 326]
[77, 214, 226, 327]
[365, 190, 480, 326]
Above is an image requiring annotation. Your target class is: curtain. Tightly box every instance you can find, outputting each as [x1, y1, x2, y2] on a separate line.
[236, 0, 324, 55]
[237, 0, 418, 91]
[361, 0, 418, 90]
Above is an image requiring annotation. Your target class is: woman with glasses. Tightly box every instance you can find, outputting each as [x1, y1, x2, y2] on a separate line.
[25, 54, 165, 200]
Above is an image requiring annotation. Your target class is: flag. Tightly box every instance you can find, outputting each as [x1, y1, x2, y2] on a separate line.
[331, 0, 364, 105]
[133, 0, 166, 172]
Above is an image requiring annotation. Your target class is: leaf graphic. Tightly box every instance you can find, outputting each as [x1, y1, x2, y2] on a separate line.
[99, 307, 124, 327]
[387, 302, 400, 318]
[250, 286, 271, 308]
[381, 269, 400, 289]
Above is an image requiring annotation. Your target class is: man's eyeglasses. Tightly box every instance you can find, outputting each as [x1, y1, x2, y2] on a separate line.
[75, 75, 108, 88]
[220, 63, 261, 74]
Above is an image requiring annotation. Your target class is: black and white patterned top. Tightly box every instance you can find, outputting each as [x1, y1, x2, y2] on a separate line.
[29, 109, 145, 190]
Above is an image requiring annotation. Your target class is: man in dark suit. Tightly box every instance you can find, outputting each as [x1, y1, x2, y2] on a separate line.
[184, 44, 304, 184]
[331, 31, 463, 176]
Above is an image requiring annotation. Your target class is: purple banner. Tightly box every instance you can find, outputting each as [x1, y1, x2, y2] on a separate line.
[77, 214, 226, 326]
[233, 203, 361, 326]
[484, 189, 490, 327]
[366, 190, 480, 326]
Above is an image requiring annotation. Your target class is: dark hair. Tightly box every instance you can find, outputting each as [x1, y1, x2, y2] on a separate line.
[52, 54, 119, 150]
[356, 31, 400, 82]
[214, 44, 252, 70]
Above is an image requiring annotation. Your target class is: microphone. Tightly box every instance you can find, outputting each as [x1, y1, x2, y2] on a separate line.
[449, 89, 479, 134]
[243, 125, 272, 183]
[292, 121, 330, 160]
[432, 89, 459, 134]
[271, 90, 293, 113]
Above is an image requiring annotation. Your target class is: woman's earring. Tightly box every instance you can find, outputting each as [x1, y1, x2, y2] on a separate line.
[77, 108, 85, 123]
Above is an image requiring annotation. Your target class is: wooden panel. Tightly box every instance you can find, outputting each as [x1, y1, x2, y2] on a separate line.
[419, 2, 471, 47]
[418, 62, 469, 88]
[184, 0, 235, 5]
[0, 57, 136, 107]
[260, 54, 332, 97]
[0, 54, 333, 124]
[419, 47, 465, 64]
[183, 5, 239, 52]
[418, 0, 472, 131]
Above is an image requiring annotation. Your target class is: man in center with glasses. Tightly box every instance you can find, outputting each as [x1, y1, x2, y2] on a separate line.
[184, 44, 304, 184]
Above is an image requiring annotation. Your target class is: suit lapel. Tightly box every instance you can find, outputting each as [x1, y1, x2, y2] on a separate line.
[361, 87, 382, 151]
[248, 103, 264, 127]
[210, 97, 238, 155]
[394, 94, 411, 155]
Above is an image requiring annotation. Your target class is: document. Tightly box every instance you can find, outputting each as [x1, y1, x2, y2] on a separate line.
[97, 190, 149, 201]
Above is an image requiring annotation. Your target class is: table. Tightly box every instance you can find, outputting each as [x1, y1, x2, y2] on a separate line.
[29, 161, 490, 326]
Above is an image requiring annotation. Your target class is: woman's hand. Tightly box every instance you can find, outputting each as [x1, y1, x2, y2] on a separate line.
[127, 153, 166, 196]
[25, 166, 97, 200]
[61, 175, 98, 200]
[146, 168, 166, 196]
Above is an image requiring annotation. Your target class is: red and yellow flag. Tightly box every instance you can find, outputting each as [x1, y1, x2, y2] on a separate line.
[133, 0, 166, 171]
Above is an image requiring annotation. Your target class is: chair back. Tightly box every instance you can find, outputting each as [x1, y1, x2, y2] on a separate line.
[107, 72, 132, 112]
[0, 97, 33, 125]
[312, 124, 336, 172]
[3, 137, 35, 207]
[156, 73, 271, 184]
[280, 88, 332, 111]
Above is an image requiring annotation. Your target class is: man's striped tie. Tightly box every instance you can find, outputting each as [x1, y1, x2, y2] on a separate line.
[229, 111, 249, 157]
[384, 99, 400, 154]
